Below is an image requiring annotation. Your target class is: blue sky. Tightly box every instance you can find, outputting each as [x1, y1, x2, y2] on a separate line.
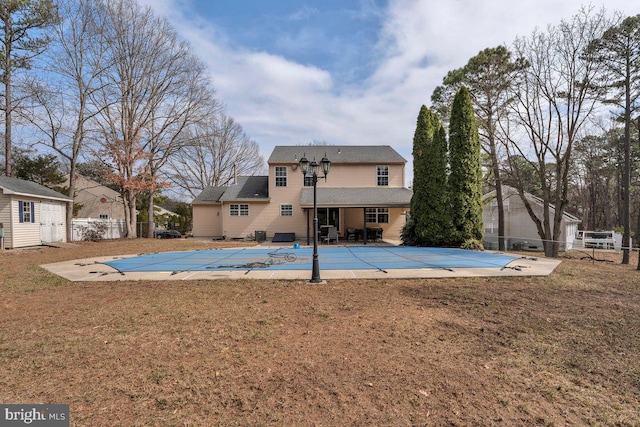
[141, 0, 639, 186]
[190, 0, 385, 84]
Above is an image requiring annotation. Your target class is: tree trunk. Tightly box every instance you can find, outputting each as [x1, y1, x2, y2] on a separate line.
[4, 66, 11, 177]
[621, 91, 631, 264]
[66, 166, 77, 242]
[128, 194, 137, 238]
[147, 194, 155, 238]
[490, 147, 505, 251]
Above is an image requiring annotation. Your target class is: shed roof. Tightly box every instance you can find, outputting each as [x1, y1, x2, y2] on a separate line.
[268, 145, 406, 164]
[301, 187, 412, 208]
[0, 175, 72, 202]
[192, 186, 228, 204]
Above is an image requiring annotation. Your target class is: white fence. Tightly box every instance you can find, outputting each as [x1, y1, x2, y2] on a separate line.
[574, 230, 631, 251]
[71, 218, 127, 241]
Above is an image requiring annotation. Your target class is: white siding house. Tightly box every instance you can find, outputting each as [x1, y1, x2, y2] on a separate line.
[482, 185, 581, 251]
[0, 176, 72, 249]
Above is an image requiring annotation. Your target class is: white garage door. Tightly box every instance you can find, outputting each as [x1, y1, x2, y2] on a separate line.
[40, 201, 65, 243]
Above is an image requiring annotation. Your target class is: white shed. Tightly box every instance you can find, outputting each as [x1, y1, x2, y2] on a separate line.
[483, 185, 581, 251]
[0, 176, 72, 249]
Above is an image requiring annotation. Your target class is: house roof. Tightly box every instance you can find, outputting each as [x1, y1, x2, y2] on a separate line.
[268, 145, 407, 164]
[483, 185, 581, 223]
[0, 175, 72, 202]
[192, 186, 228, 204]
[301, 187, 412, 208]
[193, 177, 270, 204]
[219, 176, 270, 201]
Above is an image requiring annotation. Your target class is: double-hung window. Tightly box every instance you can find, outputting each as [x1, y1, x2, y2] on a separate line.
[18, 201, 35, 223]
[365, 208, 389, 223]
[275, 166, 287, 187]
[230, 204, 249, 216]
[280, 204, 293, 216]
[377, 165, 389, 186]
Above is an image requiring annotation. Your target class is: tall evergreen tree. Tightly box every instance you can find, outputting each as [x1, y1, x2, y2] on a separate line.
[13, 149, 66, 192]
[431, 46, 522, 251]
[589, 14, 640, 265]
[405, 105, 450, 246]
[0, 0, 58, 176]
[448, 86, 483, 245]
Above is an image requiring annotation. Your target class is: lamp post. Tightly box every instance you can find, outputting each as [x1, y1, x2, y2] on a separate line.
[299, 153, 330, 283]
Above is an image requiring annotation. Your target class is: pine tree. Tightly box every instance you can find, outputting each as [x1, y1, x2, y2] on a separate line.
[589, 14, 640, 265]
[405, 105, 450, 246]
[0, 0, 58, 176]
[448, 86, 483, 245]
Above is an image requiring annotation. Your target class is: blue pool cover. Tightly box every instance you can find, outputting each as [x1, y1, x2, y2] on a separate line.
[103, 246, 519, 273]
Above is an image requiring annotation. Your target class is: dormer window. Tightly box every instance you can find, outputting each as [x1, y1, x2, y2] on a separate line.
[377, 165, 389, 186]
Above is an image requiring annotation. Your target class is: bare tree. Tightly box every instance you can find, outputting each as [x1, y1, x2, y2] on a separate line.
[0, 0, 58, 176]
[90, 0, 217, 238]
[570, 132, 617, 230]
[506, 7, 610, 257]
[142, 53, 219, 237]
[166, 112, 265, 199]
[21, 0, 110, 241]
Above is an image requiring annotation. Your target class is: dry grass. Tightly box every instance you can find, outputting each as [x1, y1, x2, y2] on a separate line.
[1, 239, 639, 426]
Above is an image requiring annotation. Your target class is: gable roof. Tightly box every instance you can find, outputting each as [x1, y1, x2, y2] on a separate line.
[483, 185, 581, 223]
[70, 174, 125, 218]
[0, 175, 72, 202]
[268, 145, 406, 164]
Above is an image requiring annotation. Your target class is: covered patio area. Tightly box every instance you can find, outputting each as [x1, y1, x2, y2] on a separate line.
[299, 187, 412, 245]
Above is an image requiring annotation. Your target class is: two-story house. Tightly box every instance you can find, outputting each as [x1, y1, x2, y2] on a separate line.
[191, 145, 412, 243]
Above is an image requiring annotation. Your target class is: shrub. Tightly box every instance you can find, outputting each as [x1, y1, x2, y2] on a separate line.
[461, 238, 484, 251]
[401, 217, 419, 246]
[79, 221, 108, 242]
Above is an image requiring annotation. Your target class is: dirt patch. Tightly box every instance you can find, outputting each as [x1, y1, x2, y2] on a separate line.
[1, 239, 639, 426]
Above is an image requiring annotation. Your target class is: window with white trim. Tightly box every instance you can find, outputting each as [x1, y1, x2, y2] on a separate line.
[377, 165, 389, 186]
[280, 204, 293, 216]
[99, 214, 109, 220]
[230, 204, 249, 216]
[365, 208, 389, 223]
[275, 166, 287, 187]
[304, 175, 314, 187]
[18, 201, 35, 223]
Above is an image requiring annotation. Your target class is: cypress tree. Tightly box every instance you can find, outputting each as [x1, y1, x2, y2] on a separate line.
[448, 86, 483, 245]
[405, 105, 450, 246]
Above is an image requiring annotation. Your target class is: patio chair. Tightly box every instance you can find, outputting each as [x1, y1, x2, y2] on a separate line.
[323, 226, 339, 244]
[346, 228, 356, 242]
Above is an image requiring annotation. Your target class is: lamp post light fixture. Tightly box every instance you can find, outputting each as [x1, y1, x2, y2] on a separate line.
[299, 153, 330, 283]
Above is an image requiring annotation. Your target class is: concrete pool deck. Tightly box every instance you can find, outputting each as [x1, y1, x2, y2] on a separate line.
[40, 243, 561, 282]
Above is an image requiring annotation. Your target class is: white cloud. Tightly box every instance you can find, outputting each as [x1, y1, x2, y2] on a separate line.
[140, 0, 640, 186]
[288, 5, 318, 21]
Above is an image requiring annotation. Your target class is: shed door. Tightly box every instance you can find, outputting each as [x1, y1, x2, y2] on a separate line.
[40, 201, 65, 243]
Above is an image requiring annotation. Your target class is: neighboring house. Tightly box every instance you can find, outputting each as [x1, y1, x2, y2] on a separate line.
[192, 145, 412, 242]
[71, 174, 125, 220]
[0, 175, 72, 249]
[70, 174, 127, 241]
[482, 185, 581, 251]
[153, 205, 181, 231]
